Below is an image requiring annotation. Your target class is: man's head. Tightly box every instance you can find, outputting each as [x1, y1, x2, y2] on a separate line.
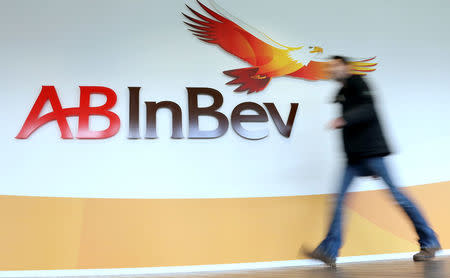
[328, 56, 351, 81]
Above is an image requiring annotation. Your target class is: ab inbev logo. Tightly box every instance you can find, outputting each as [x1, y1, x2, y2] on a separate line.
[16, 86, 298, 140]
[16, 1, 377, 140]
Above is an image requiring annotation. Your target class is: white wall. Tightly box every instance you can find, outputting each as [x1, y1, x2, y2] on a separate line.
[0, 0, 449, 198]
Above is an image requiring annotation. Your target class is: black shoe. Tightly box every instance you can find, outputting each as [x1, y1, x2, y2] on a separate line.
[413, 246, 441, 261]
[301, 245, 336, 268]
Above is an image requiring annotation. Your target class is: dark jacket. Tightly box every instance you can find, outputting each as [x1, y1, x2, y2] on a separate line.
[334, 75, 390, 163]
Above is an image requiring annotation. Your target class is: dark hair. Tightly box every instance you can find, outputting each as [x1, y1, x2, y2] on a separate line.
[331, 55, 349, 65]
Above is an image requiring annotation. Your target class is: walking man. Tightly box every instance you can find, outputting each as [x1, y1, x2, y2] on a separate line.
[303, 56, 441, 267]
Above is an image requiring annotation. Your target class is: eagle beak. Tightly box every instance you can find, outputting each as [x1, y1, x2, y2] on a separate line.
[310, 46, 323, 54]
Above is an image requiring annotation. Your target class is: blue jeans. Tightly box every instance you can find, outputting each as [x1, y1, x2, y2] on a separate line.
[316, 156, 440, 259]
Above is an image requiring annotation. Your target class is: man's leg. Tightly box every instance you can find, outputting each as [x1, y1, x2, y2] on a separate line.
[305, 163, 358, 264]
[365, 157, 441, 260]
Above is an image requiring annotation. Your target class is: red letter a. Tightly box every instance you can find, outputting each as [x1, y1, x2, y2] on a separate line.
[16, 86, 74, 139]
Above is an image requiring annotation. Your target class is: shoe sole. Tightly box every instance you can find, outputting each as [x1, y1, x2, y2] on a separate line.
[301, 247, 336, 268]
[413, 247, 441, 262]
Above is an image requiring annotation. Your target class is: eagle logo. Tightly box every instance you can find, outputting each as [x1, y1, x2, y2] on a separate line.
[183, 0, 377, 93]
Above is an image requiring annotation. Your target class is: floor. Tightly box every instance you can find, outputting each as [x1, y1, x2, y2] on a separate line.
[63, 256, 450, 278]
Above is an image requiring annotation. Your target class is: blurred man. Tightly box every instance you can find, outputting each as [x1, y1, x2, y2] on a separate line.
[303, 56, 441, 267]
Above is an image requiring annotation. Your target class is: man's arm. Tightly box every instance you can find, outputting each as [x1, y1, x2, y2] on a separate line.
[342, 101, 376, 126]
[329, 102, 376, 129]
[330, 76, 376, 129]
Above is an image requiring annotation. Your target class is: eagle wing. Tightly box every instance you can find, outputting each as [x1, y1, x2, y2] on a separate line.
[183, 1, 290, 67]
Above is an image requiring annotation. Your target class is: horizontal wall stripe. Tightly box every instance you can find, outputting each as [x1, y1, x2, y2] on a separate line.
[0, 181, 448, 271]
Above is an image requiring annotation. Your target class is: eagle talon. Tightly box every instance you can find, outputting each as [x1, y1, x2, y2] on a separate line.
[251, 74, 266, 80]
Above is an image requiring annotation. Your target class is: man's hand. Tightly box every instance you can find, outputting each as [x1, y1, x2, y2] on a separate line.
[328, 117, 346, 129]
